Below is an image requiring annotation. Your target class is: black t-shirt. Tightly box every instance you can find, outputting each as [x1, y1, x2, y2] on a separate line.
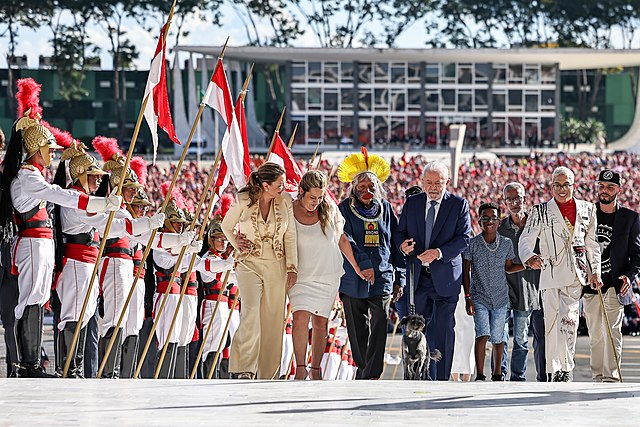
[585, 209, 616, 295]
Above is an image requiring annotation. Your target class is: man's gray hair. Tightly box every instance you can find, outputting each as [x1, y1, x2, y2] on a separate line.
[423, 161, 450, 179]
[552, 166, 575, 183]
[349, 171, 386, 201]
[503, 182, 525, 197]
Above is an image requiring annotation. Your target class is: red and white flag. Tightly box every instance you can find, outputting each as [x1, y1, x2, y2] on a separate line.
[143, 23, 180, 163]
[202, 58, 249, 190]
[267, 133, 303, 194]
[215, 96, 251, 194]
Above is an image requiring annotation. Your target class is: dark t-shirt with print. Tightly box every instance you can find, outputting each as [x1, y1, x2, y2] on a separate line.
[584, 209, 616, 295]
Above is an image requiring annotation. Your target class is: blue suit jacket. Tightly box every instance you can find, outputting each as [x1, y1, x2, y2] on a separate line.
[394, 191, 471, 298]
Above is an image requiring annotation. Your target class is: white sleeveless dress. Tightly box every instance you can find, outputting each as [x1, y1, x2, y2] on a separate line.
[288, 206, 345, 318]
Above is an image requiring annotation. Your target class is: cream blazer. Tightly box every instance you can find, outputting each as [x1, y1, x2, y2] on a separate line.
[221, 191, 298, 273]
[519, 198, 601, 290]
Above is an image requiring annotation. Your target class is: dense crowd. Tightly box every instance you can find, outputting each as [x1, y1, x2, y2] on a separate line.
[143, 151, 639, 233]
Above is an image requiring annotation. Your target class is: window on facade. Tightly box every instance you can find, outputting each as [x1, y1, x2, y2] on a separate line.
[374, 88, 389, 110]
[341, 116, 354, 139]
[308, 87, 322, 110]
[508, 117, 523, 144]
[425, 64, 439, 84]
[475, 63, 491, 82]
[292, 90, 306, 111]
[292, 120, 306, 145]
[324, 90, 338, 111]
[308, 62, 322, 83]
[541, 64, 556, 84]
[407, 116, 420, 138]
[324, 62, 339, 83]
[391, 118, 406, 141]
[341, 62, 354, 82]
[541, 117, 555, 143]
[541, 90, 555, 110]
[391, 63, 406, 84]
[358, 62, 373, 84]
[493, 64, 506, 84]
[441, 89, 455, 108]
[525, 93, 539, 112]
[508, 90, 523, 111]
[475, 89, 488, 110]
[408, 63, 421, 83]
[358, 90, 372, 111]
[508, 64, 523, 84]
[308, 115, 322, 140]
[458, 91, 472, 112]
[408, 88, 421, 111]
[426, 91, 439, 111]
[341, 88, 353, 110]
[324, 117, 339, 141]
[493, 92, 506, 112]
[292, 62, 306, 83]
[441, 63, 456, 82]
[390, 89, 406, 111]
[374, 115, 389, 140]
[525, 65, 540, 84]
[458, 65, 472, 84]
[375, 62, 389, 83]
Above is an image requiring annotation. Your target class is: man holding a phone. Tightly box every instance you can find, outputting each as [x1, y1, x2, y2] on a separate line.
[583, 169, 640, 382]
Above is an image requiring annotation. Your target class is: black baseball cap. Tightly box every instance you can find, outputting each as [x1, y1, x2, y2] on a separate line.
[597, 169, 621, 186]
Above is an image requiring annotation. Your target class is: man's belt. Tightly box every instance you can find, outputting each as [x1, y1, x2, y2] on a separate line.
[104, 247, 134, 258]
[64, 232, 100, 248]
[17, 219, 53, 231]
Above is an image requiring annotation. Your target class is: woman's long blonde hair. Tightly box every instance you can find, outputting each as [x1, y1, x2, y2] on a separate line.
[240, 162, 285, 207]
[299, 170, 331, 235]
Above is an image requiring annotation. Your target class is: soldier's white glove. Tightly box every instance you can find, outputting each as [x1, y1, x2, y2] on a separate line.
[159, 231, 196, 249]
[86, 195, 122, 214]
[223, 256, 235, 270]
[149, 212, 166, 230]
[185, 239, 203, 254]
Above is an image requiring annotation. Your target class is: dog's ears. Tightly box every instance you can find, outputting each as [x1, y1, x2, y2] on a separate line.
[400, 316, 408, 326]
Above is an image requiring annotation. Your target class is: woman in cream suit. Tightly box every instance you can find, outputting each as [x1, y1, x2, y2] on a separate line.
[519, 166, 601, 382]
[221, 163, 297, 379]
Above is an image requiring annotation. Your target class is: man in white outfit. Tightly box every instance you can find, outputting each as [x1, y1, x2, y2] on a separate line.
[519, 166, 602, 381]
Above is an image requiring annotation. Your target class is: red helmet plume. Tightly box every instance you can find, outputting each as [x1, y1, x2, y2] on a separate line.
[160, 181, 188, 210]
[92, 136, 123, 162]
[16, 78, 43, 119]
[129, 157, 148, 187]
[215, 194, 234, 218]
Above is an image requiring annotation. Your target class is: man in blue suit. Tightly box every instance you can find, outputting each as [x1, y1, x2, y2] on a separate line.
[395, 161, 471, 380]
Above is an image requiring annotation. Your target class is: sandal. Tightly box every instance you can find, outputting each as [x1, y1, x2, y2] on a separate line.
[236, 372, 254, 380]
[294, 365, 308, 380]
[309, 366, 322, 380]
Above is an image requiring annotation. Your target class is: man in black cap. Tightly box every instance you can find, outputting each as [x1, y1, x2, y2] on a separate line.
[583, 169, 640, 382]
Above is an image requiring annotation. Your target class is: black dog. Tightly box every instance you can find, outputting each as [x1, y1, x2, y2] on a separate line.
[401, 314, 442, 380]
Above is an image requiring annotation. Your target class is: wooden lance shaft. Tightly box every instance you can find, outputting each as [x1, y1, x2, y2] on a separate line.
[207, 290, 240, 379]
[598, 287, 623, 382]
[98, 38, 230, 378]
[153, 171, 226, 379]
[189, 268, 233, 379]
[134, 148, 222, 378]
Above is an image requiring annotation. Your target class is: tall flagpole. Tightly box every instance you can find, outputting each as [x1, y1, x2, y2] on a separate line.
[265, 107, 286, 159]
[96, 35, 230, 378]
[63, 0, 179, 378]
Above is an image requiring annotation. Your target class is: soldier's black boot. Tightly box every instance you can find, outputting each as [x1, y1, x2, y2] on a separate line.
[98, 327, 123, 378]
[16, 304, 55, 378]
[120, 335, 139, 378]
[174, 345, 188, 379]
[203, 352, 219, 379]
[156, 343, 177, 379]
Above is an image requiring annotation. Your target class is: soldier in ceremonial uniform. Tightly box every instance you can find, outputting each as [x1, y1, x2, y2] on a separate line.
[196, 212, 235, 378]
[0, 107, 120, 377]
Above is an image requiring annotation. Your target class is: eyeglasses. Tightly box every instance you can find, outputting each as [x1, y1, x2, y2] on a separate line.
[213, 237, 227, 243]
[552, 183, 573, 190]
[505, 196, 523, 204]
[479, 216, 500, 223]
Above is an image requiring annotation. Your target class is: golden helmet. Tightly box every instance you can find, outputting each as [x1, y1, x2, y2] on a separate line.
[207, 214, 225, 249]
[15, 109, 63, 167]
[60, 141, 106, 192]
[126, 189, 153, 218]
[164, 199, 189, 233]
[103, 155, 143, 189]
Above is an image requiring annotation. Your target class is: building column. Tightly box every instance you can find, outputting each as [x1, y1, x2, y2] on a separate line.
[353, 61, 360, 146]
[285, 60, 293, 139]
[554, 63, 561, 146]
[487, 62, 494, 146]
[419, 61, 426, 144]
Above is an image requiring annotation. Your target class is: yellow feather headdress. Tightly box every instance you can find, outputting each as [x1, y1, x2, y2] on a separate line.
[337, 147, 390, 183]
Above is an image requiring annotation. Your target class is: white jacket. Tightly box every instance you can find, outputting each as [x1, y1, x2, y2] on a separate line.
[519, 198, 601, 290]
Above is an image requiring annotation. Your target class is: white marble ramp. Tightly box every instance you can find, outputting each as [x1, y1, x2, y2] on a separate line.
[0, 379, 638, 426]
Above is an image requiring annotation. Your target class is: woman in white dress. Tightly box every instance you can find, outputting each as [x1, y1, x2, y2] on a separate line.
[289, 171, 364, 380]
